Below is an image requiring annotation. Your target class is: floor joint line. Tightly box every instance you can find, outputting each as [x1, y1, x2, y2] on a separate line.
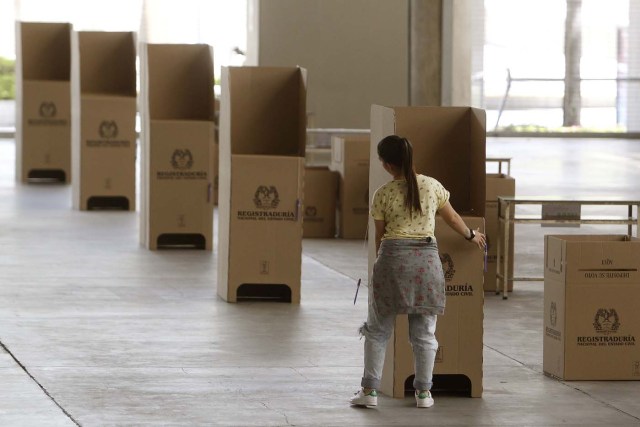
[0, 338, 82, 426]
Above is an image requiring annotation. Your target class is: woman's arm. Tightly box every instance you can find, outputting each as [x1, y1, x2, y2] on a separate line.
[438, 201, 486, 249]
[374, 219, 385, 256]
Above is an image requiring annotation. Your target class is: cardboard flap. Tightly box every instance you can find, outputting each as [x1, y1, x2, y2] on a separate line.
[224, 66, 306, 157]
[145, 43, 215, 121]
[19, 21, 72, 81]
[77, 31, 136, 96]
[371, 105, 486, 217]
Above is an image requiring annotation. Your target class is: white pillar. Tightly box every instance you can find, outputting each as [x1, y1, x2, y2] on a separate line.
[628, 0, 640, 131]
[441, 0, 474, 106]
[470, 0, 485, 107]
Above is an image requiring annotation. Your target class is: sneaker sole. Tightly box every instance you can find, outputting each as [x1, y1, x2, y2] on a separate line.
[350, 400, 377, 407]
[416, 401, 434, 408]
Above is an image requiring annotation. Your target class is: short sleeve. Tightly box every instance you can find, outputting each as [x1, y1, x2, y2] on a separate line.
[432, 179, 450, 209]
[370, 187, 386, 221]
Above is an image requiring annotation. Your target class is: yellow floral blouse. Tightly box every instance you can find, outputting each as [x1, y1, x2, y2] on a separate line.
[370, 174, 450, 239]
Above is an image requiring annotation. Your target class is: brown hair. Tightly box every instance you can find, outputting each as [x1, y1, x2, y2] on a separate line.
[377, 135, 422, 215]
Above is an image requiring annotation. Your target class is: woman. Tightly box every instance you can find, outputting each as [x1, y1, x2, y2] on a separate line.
[350, 135, 486, 408]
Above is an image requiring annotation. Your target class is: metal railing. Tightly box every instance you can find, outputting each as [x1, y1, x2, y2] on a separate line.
[494, 68, 640, 131]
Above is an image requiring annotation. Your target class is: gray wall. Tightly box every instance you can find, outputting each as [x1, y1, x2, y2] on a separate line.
[247, 0, 409, 129]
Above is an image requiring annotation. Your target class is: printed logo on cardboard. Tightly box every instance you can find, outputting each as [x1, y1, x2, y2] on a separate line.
[87, 120, 130, 148]
[171, 149, 194, 170]
[156, 149, 207, 180]
[593, 309, 620, 335]
[99, 120, 118, 139]
[440, 253, 456, 282]
[28, 101, 67, 126]
[576, 308, 636, 347]
[237, 185, 296, 222]
[440, 253, 474, 296]
[545, 301, 562, 341]
[39, 101, 57, 118]
[254, 186, 279, 209]
[304, 205, 323, 223]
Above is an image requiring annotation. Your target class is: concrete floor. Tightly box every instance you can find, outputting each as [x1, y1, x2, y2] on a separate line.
[1, 137, 639, 426]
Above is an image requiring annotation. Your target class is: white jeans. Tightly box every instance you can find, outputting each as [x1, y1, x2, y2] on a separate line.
[359, 312, 438, 391]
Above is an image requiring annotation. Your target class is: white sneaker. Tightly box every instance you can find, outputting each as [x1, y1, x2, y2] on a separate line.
[415, 390, 434, 408]
[349, 388, 378, 407]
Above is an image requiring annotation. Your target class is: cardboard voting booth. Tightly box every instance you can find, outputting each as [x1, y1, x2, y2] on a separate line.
[369, 106, 486, 397]
[217, 67, 306, 303]
[71, 31, 137, 210]
[139, 43, 216, 250]
[15, 22, 72, 183]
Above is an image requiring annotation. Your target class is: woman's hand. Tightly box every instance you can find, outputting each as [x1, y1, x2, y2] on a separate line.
[470, 228, 486, 250]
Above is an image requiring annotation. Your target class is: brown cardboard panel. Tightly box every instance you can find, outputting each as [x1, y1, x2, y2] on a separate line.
[223, 66, 306, 157]
[72, 96, 136, 210]
[219, 155, 304, 302]
[543, 235, 640, 380]
[303, 167, 338, 238]
[379, 217, 485, 398]
[144, 120, 215, 249]
[77, 31, 136, 96]
[146, 44, 215, 121]
[18, 81, 71, 182]
[435, 216, 485, 397]
[18, 22, 71, 81]
[330, 136, 370, 239]
[563, 285, 640, 380]
[484, 174, 516, 291]
[370, 105, 486, 217]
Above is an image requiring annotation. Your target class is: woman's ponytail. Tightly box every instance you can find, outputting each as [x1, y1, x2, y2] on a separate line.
[401, 138, 422, 216]
[377, 135, 423, 216]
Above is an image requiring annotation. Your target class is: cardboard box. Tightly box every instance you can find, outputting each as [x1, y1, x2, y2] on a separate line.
[369, 106, 486, 397]
[15, 22, 72, 183]
[303, 167, 338, 238]
[484, 173, 516, 292]
[71, 31, 137, 210]
[380, 217, 485, 398]
[329, 135, 370, 239]
[543, 235, 640, 380]
[218, 66, 306, 303]
[139, 43, 216, 250]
